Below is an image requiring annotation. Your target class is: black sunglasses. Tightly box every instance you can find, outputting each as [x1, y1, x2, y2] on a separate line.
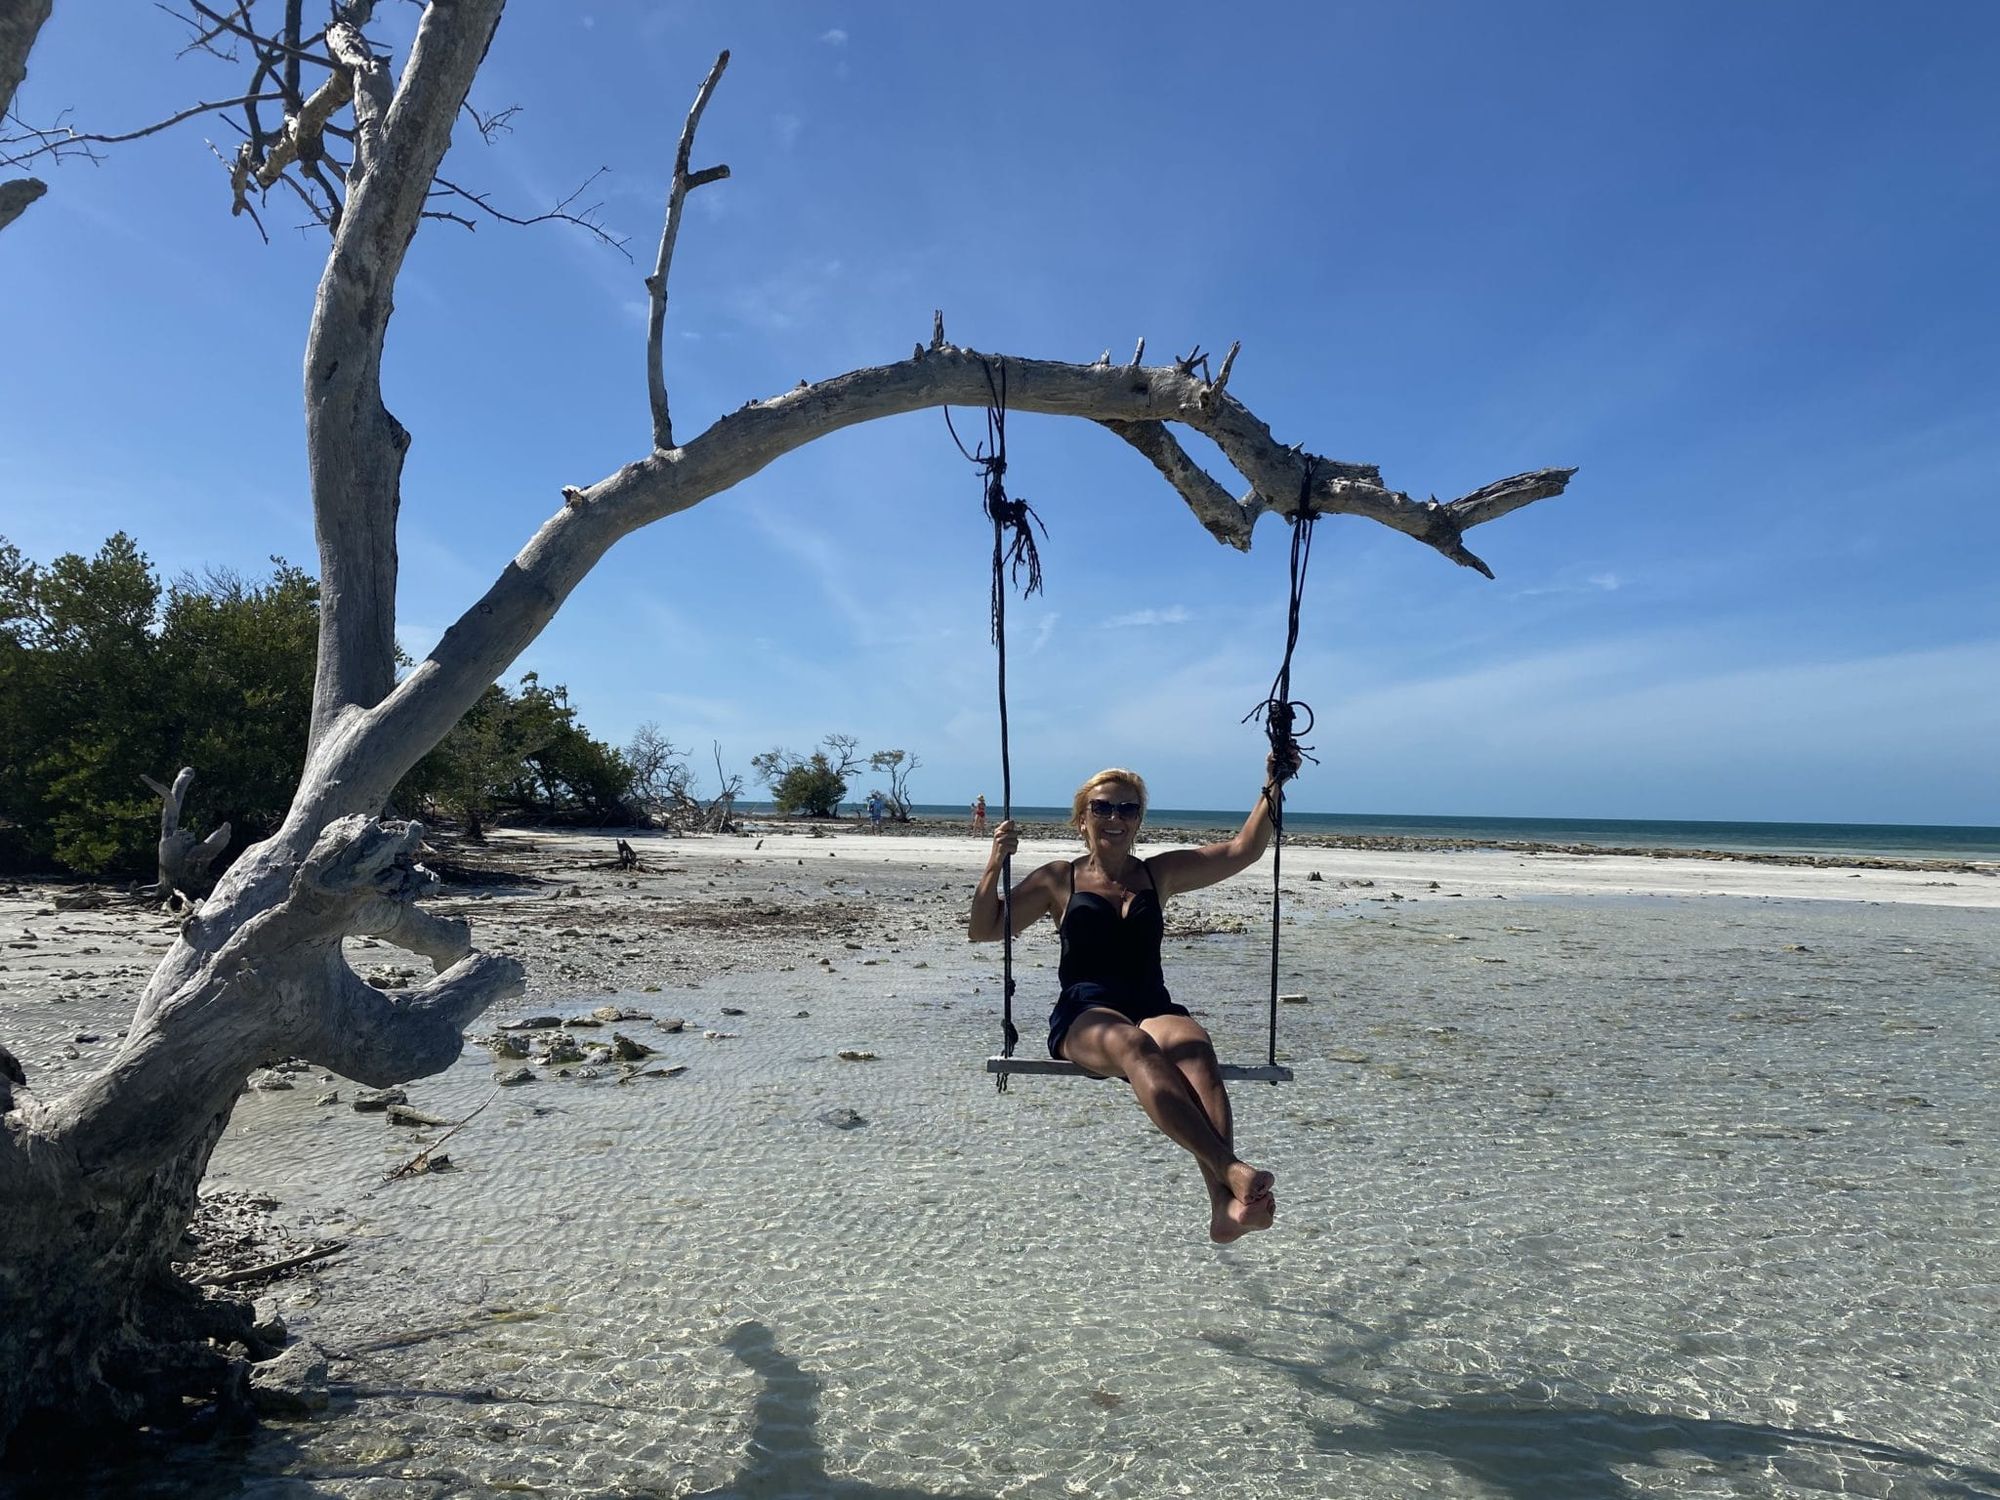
[1087, 799, 1143, 820]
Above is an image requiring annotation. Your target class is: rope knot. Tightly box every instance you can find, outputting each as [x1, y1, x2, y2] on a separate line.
[948, 358, 1048, 640]
[990, 494, 1046, 609]
[1243, 461, 1324, 829]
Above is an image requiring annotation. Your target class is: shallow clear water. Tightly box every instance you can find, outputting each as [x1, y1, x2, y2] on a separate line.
[885, 806, 2000, 862]
[96, 891, 2000, 1497]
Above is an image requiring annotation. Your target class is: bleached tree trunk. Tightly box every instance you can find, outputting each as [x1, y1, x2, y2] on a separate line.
[141, 767, 233, 905]
[0, 0, 1573, 1455]
[0, 0, 53, 234]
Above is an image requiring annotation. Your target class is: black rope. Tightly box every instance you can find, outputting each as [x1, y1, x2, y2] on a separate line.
[947, 359, 1045, 1091]
[1242, 460, 1321, 1075]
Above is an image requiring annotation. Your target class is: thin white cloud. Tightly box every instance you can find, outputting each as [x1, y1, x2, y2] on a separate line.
[820, 29, 849, 46]
[774, 113, 803, 151]
[1514, 569, 1625, 599]
[1104, 605, 1190, 628]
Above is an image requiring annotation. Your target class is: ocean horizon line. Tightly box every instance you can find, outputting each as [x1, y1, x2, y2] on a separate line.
[741, 802, 2000, 862]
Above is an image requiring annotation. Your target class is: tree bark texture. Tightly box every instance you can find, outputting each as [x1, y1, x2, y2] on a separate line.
[0, 0, 54, 234]
[0, 2, 1575, 1458]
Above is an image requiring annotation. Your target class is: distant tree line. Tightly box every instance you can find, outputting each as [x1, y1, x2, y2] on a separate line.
[0, 534, 319, 876]
[396, 671, 644, 841]
[1, 533, 932, 875]
[751, 735, 921, 819]
[0, 534, 645, 876]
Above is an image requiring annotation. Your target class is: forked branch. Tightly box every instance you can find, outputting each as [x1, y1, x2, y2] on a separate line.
[646, 48, 732, 450]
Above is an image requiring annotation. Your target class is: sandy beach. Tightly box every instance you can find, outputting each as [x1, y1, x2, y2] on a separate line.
[2, 823, 1996, 1497]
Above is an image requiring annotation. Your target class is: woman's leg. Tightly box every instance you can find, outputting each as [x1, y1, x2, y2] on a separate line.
[1061, 1009, 1275, 1236]
[1141, 1012, 1276, 1241]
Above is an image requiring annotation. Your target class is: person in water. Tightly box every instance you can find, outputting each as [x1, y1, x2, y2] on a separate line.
[967, 755, 1294, 1241]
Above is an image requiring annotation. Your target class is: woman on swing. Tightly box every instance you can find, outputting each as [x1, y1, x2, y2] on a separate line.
[967, 751, 1296, 1242]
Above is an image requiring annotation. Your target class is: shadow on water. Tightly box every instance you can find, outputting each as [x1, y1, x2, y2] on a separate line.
[2, 1322, 996, 1500]
[673, 1321, 994, 1500]
[1199, 1323, 2000, 1499]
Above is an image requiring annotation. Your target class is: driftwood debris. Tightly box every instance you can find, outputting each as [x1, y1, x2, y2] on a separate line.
[140, 767, 231, 905]
[195, 1242, 347, 1289]
[383, 1088, 500, 1182]
[385, 1103, 454, 1128]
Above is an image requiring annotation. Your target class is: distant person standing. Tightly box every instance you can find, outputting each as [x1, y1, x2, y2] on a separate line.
[972, 794, 988, 837]
[867, 790, 885, 832]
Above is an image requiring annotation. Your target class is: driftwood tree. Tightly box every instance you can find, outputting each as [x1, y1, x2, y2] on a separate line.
[0, 1, 1574, 1454]
[141, 767, 234, 907]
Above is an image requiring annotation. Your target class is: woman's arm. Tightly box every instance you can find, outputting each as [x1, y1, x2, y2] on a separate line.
[1151, 751, 1299, 900]
[967, 820, 1060, 941]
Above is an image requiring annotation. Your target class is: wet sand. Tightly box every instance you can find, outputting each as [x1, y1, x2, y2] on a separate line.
[1, 826, 1996, 1497]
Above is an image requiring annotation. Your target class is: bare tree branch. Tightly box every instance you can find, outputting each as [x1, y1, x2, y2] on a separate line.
[202, 135, 270, 241]
[646, 48, 731, 450]
[159, 0, 242, 64]
[307, 345, 1574, 824]
[291, 154, 342, 229]
[4, 91, 289, 168]
[427, 167, 626, 252]
[226, 63, 352, 214]
[1098, 418, 1263, 549]
[461, 98, 520, 142]
[280, 0, 304, 108]
[175, 1, 333, 69]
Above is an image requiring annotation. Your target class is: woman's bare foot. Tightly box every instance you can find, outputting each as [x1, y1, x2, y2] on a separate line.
[1209, 1190, 1278, 1243]
[1210, 1163, 1276, 1242]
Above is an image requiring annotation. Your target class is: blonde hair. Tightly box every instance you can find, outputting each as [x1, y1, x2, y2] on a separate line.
[1070, 768, 1149, 826]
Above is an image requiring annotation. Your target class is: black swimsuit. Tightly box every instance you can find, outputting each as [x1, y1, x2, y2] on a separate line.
[1047, 857, 1191, 1065]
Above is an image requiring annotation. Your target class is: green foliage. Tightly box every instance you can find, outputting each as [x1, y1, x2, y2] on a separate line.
[158, 561, 321, 847]
[752, 736, 919, 820]
[751, 735, 865, 818]
[396, 672, 636, 836]
[768, 754, 848, 818]
[0, 535, 321, 876]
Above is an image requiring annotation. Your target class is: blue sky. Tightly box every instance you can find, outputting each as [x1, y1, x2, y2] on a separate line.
[3, 3, 1995, 825]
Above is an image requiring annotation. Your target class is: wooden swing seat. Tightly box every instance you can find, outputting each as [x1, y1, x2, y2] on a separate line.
[986, 1056, 1293, 1084]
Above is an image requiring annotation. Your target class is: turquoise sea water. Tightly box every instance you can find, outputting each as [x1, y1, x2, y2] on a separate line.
[788, 805, 2000, 863]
